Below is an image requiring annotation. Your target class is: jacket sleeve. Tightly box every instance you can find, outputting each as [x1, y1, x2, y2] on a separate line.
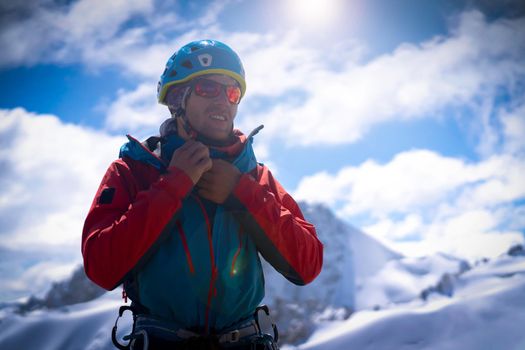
[224, 164, 323, 285]
[81, 158, 193, 290]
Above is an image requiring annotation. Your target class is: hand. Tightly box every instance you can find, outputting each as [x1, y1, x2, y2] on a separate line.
[169, 140, 212, 184]
[197, 159, 241, 204]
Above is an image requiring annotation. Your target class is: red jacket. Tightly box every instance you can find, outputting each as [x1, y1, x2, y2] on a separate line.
[82, 133, 323, 322]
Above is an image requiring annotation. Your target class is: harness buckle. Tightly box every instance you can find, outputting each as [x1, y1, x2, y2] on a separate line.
[229, 330, 240, 343]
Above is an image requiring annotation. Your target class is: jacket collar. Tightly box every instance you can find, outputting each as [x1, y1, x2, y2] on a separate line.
[119, 125, 262, 172]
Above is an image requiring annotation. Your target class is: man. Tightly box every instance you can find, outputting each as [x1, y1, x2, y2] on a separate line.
[82, 39, 323, 350]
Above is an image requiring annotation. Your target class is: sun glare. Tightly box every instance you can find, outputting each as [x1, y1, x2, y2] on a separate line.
[287, 0, 341, 29]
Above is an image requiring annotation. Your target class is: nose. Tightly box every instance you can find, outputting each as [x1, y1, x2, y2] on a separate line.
[213, 87, 231, 104]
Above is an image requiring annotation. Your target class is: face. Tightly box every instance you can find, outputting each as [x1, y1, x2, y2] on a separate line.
[184, 74, 240, 141]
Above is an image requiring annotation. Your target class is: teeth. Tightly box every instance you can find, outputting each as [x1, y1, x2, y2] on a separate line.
[210, 115, 226, 121]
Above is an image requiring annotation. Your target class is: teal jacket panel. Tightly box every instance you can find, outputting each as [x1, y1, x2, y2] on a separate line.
[120, 134, 264, 332]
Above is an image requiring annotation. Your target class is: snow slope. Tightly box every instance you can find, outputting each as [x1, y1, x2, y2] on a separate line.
[263, 202, 401, 310]
[355, 253, 470, 309]
[0, 291, 125, 350]
[1, 254, 524, 349]
[2, 254, 524, 350]
[295, 255, 525, 350]
[261, 203, 402, 344]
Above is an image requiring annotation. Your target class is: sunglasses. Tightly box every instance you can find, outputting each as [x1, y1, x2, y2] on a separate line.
[191, 78, 242, 105]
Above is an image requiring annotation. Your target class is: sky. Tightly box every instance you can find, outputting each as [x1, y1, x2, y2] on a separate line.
[0, 0, 524, 302]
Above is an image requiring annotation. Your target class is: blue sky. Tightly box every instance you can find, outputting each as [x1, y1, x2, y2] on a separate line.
[0, 0, 524, 302]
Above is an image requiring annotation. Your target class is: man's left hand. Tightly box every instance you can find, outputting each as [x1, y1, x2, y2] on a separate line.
[197, 159, 241, 204]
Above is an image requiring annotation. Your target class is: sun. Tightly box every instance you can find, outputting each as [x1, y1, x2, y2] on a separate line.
[286, 0, 341, 29]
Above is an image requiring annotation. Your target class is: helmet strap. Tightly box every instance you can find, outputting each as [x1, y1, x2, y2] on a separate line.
[180, 114, 198, 139]
[169, 87, 198, 139]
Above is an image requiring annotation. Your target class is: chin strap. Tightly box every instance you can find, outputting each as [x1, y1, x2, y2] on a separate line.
[169, 87, 199, 139]
[179, 111, 198, 139]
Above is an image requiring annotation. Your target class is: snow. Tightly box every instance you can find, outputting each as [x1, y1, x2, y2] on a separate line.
[1, 203, 525, 350]
[355, 253, 469, 309]
[2, 255, 525, 350]
[262, 202, 401, 311]
[297, 257, 525, 350]
[0, 291, 125, 350]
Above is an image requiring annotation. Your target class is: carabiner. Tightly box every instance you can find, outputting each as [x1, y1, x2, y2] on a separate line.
[112, 305, 135, 350]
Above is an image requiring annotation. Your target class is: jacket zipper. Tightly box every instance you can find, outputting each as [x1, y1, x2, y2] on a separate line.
[192, 194, 217, 334]
[176, 221, 195, 274]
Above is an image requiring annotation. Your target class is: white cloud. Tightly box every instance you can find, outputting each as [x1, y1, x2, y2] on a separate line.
[0, 108, 126, 249]
[2, 2, 524, 148]
[105, 9, 525, 155]
[63, 0, 154, 42]
[104, 83, 168, 134]
[501, 103, 525, 155]
[294, 148, 525, 260]
[239, 11, 525, 146]
[5, 3, 523, 152]
[364, 214, 424, 241]
[4, 260, 78, 299]
[0, 108, 127, 300]
[295, 150, 488, 217]
[0, 0, 154, 68]
[0, 0, 235, 80]
[415, 207, 524, 259]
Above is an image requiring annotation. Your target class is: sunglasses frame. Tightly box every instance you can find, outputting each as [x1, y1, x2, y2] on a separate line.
[190, 78, 242, 105]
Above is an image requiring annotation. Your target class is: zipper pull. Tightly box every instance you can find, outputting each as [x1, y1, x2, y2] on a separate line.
[122, 288, 128, 304]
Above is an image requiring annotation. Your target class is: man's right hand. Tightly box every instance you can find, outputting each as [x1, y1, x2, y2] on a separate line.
[169, 140, 212, 184]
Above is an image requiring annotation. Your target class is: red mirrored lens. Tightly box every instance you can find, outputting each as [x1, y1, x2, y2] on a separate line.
[226, 86, 241, 104]
[194, 80, 221, 97]
[193, 79, 241, 105]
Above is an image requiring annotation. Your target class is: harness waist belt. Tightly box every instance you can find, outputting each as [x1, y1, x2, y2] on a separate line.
[134, 315, 259, 344]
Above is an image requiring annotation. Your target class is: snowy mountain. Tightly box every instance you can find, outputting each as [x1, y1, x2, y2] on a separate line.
[263, 202, 401, 310]
[293, 253, 525, 350]
[355, 252, 470, 310]
[0, 290, 126, 350]
[261, 202, 402, 343]
[263, 203, 470, 344]
[16, 266, 106, 314]
[1, 203, 523, 349]
[2, 250, 524, 350]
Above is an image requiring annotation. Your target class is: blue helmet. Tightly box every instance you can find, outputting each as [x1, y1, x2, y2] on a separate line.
[157, 39, 246, 105]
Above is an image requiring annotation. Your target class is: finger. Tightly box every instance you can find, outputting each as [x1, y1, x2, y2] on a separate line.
[188, 146, 210, 164]
[199, 156, 213, 172]
[197, 188, 213, 200]
[213, 159, 227, 166]
[196, 181, 211, 192]
[196, 178, 211, 190]
[198, 171, 213, 183]
[210, 159, 233, 174]
[210, 159, 226, 169]
[176, 140, 203, 159]
[187, 141, 208, 157]
[171, 140, 197, 162]
[178, 139, 197, 151]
